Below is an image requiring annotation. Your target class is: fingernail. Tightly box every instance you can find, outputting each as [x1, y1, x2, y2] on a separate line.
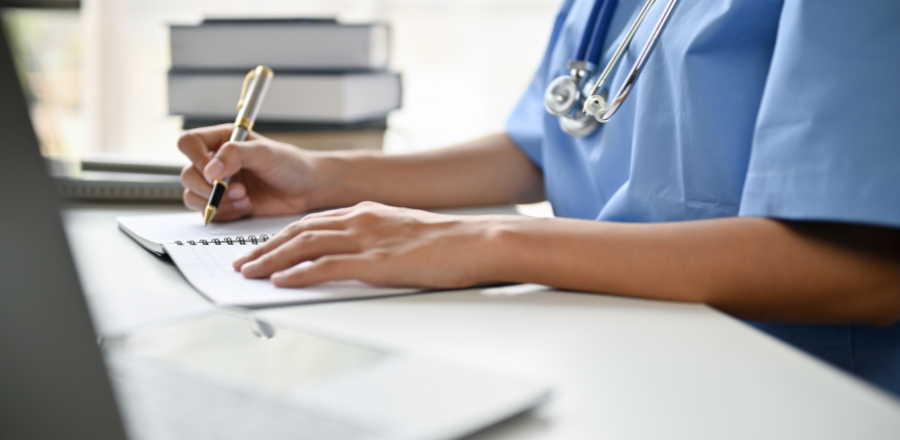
[205, 159, 224, 179]
[227, 186, 245, 199]
[271, 272, 287, 286]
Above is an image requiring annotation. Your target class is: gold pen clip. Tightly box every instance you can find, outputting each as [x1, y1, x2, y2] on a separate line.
[236, 65, 274, 110]
[236, 70, 256, 111]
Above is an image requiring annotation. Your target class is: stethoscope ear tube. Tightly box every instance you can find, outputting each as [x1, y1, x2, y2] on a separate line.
[584, 0, 680, 123]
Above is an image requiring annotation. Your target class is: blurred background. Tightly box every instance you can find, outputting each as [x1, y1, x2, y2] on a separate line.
[4, 0, 560, 162]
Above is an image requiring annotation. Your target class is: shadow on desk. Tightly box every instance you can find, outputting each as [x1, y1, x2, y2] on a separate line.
[464, 408, 551, 440]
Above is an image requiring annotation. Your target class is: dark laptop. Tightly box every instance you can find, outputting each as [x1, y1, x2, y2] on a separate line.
[0, 23, 128, 440]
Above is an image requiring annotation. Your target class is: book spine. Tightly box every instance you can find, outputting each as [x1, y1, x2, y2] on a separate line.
[56, 178, 184, 201]
[170, 23, 389, 70]
[167, 71, 401, 123]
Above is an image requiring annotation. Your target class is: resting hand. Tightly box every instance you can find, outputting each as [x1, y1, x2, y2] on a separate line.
[178, 124, 319, 221]
[233, 201, 511, 288]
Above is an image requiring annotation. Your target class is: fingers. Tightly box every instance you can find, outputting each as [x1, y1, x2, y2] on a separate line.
[182, 189, 253, 221]
[204, 139, 273, 182]
[234, 202, 395, 281]
[181, 164, 213, 197]
[183, 189, 207, 211]
[233, 217, 350, 269]
[271, 254, 375, 287]
[178, 125, 238, 214]
[227, 183, 246, 200]
[182, 164, 249, 203]
[240, 231, 359, 279]
[178, 133, 212, 175]
[177, 124, 233, 174]
[230, 192, 252, 212]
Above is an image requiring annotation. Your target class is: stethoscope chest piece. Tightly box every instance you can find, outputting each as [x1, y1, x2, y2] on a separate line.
[544, 70, 600, 137]
[543, 62, 597, 137]
[544, 75, 580, 116]
[559, 110, 600, 137]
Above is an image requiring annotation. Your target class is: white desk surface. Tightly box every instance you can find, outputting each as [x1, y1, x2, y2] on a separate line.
[63, 203, 900, 440]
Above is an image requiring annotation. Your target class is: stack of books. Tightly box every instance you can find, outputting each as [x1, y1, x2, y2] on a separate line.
[168, 18, 399, 151]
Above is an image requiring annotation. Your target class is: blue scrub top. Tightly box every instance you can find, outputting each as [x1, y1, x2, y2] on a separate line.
[506, 0, 900, 395]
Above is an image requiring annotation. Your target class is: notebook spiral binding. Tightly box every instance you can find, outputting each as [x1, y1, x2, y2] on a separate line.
[174, 234, 273, 246]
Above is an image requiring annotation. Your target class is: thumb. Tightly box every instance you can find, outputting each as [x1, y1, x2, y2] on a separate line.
[203, 139, 271, 182]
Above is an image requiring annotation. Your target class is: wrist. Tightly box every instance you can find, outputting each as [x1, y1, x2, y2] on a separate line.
[304, 150, 384, 210]
[475, 216, 536, 284]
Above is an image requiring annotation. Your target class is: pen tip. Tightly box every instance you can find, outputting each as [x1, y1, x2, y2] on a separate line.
[203, 206, 216, 226]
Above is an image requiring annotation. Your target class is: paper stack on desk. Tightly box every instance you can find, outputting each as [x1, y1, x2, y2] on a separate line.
[168, 18, 400, 151]
[118, 212, 421, 307]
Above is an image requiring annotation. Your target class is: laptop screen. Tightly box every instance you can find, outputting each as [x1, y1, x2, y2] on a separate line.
[0, 21, 128, 440]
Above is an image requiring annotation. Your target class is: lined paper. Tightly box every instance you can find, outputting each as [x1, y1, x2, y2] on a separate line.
[163, 241, 420, 307]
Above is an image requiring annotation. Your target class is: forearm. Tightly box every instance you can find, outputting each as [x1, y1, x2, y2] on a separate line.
[306, 133, 544, 210]
[487, 216, 900, 325]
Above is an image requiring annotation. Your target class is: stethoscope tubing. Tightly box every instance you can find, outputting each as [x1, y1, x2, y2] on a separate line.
[575, 0, 607, 62]
[579, 0, 619, 65]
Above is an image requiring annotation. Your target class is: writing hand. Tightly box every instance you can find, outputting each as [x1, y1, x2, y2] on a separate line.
[178, 124, 320, 221]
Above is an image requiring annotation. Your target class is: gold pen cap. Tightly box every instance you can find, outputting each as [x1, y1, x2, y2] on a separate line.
[234, 66, 274, 132]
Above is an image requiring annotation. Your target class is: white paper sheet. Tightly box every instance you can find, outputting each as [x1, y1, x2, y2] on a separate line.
[163, 241, 421, 307]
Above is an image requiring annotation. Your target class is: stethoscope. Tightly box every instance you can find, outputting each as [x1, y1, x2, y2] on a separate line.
[544, 0, 680, 137]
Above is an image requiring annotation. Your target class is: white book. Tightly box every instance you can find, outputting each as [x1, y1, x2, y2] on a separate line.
[117, 213, 421, 307]
[168, 71, 401, 123]
[170, 19, 390, 71]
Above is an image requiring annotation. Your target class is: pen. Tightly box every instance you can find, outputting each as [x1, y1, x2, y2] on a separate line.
[203, 65, 274, 226]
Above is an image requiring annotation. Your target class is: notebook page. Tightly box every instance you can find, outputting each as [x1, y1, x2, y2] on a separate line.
[118, 212, 306, 247]
[163, 241, 422, 307]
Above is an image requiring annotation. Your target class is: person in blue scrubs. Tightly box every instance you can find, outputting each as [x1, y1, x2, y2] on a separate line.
[177, 1, 900, 395]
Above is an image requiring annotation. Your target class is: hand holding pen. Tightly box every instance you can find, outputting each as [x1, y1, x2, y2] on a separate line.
[177, 122, 322, 223]
[203, 65, 273, 226]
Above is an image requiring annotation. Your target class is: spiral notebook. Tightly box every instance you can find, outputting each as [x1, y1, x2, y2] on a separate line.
[117, 213, 421, 307]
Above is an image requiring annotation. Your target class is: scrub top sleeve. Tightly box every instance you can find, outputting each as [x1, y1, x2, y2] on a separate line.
[740, 1, 900, 228]
[505, 0, 576, 169]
